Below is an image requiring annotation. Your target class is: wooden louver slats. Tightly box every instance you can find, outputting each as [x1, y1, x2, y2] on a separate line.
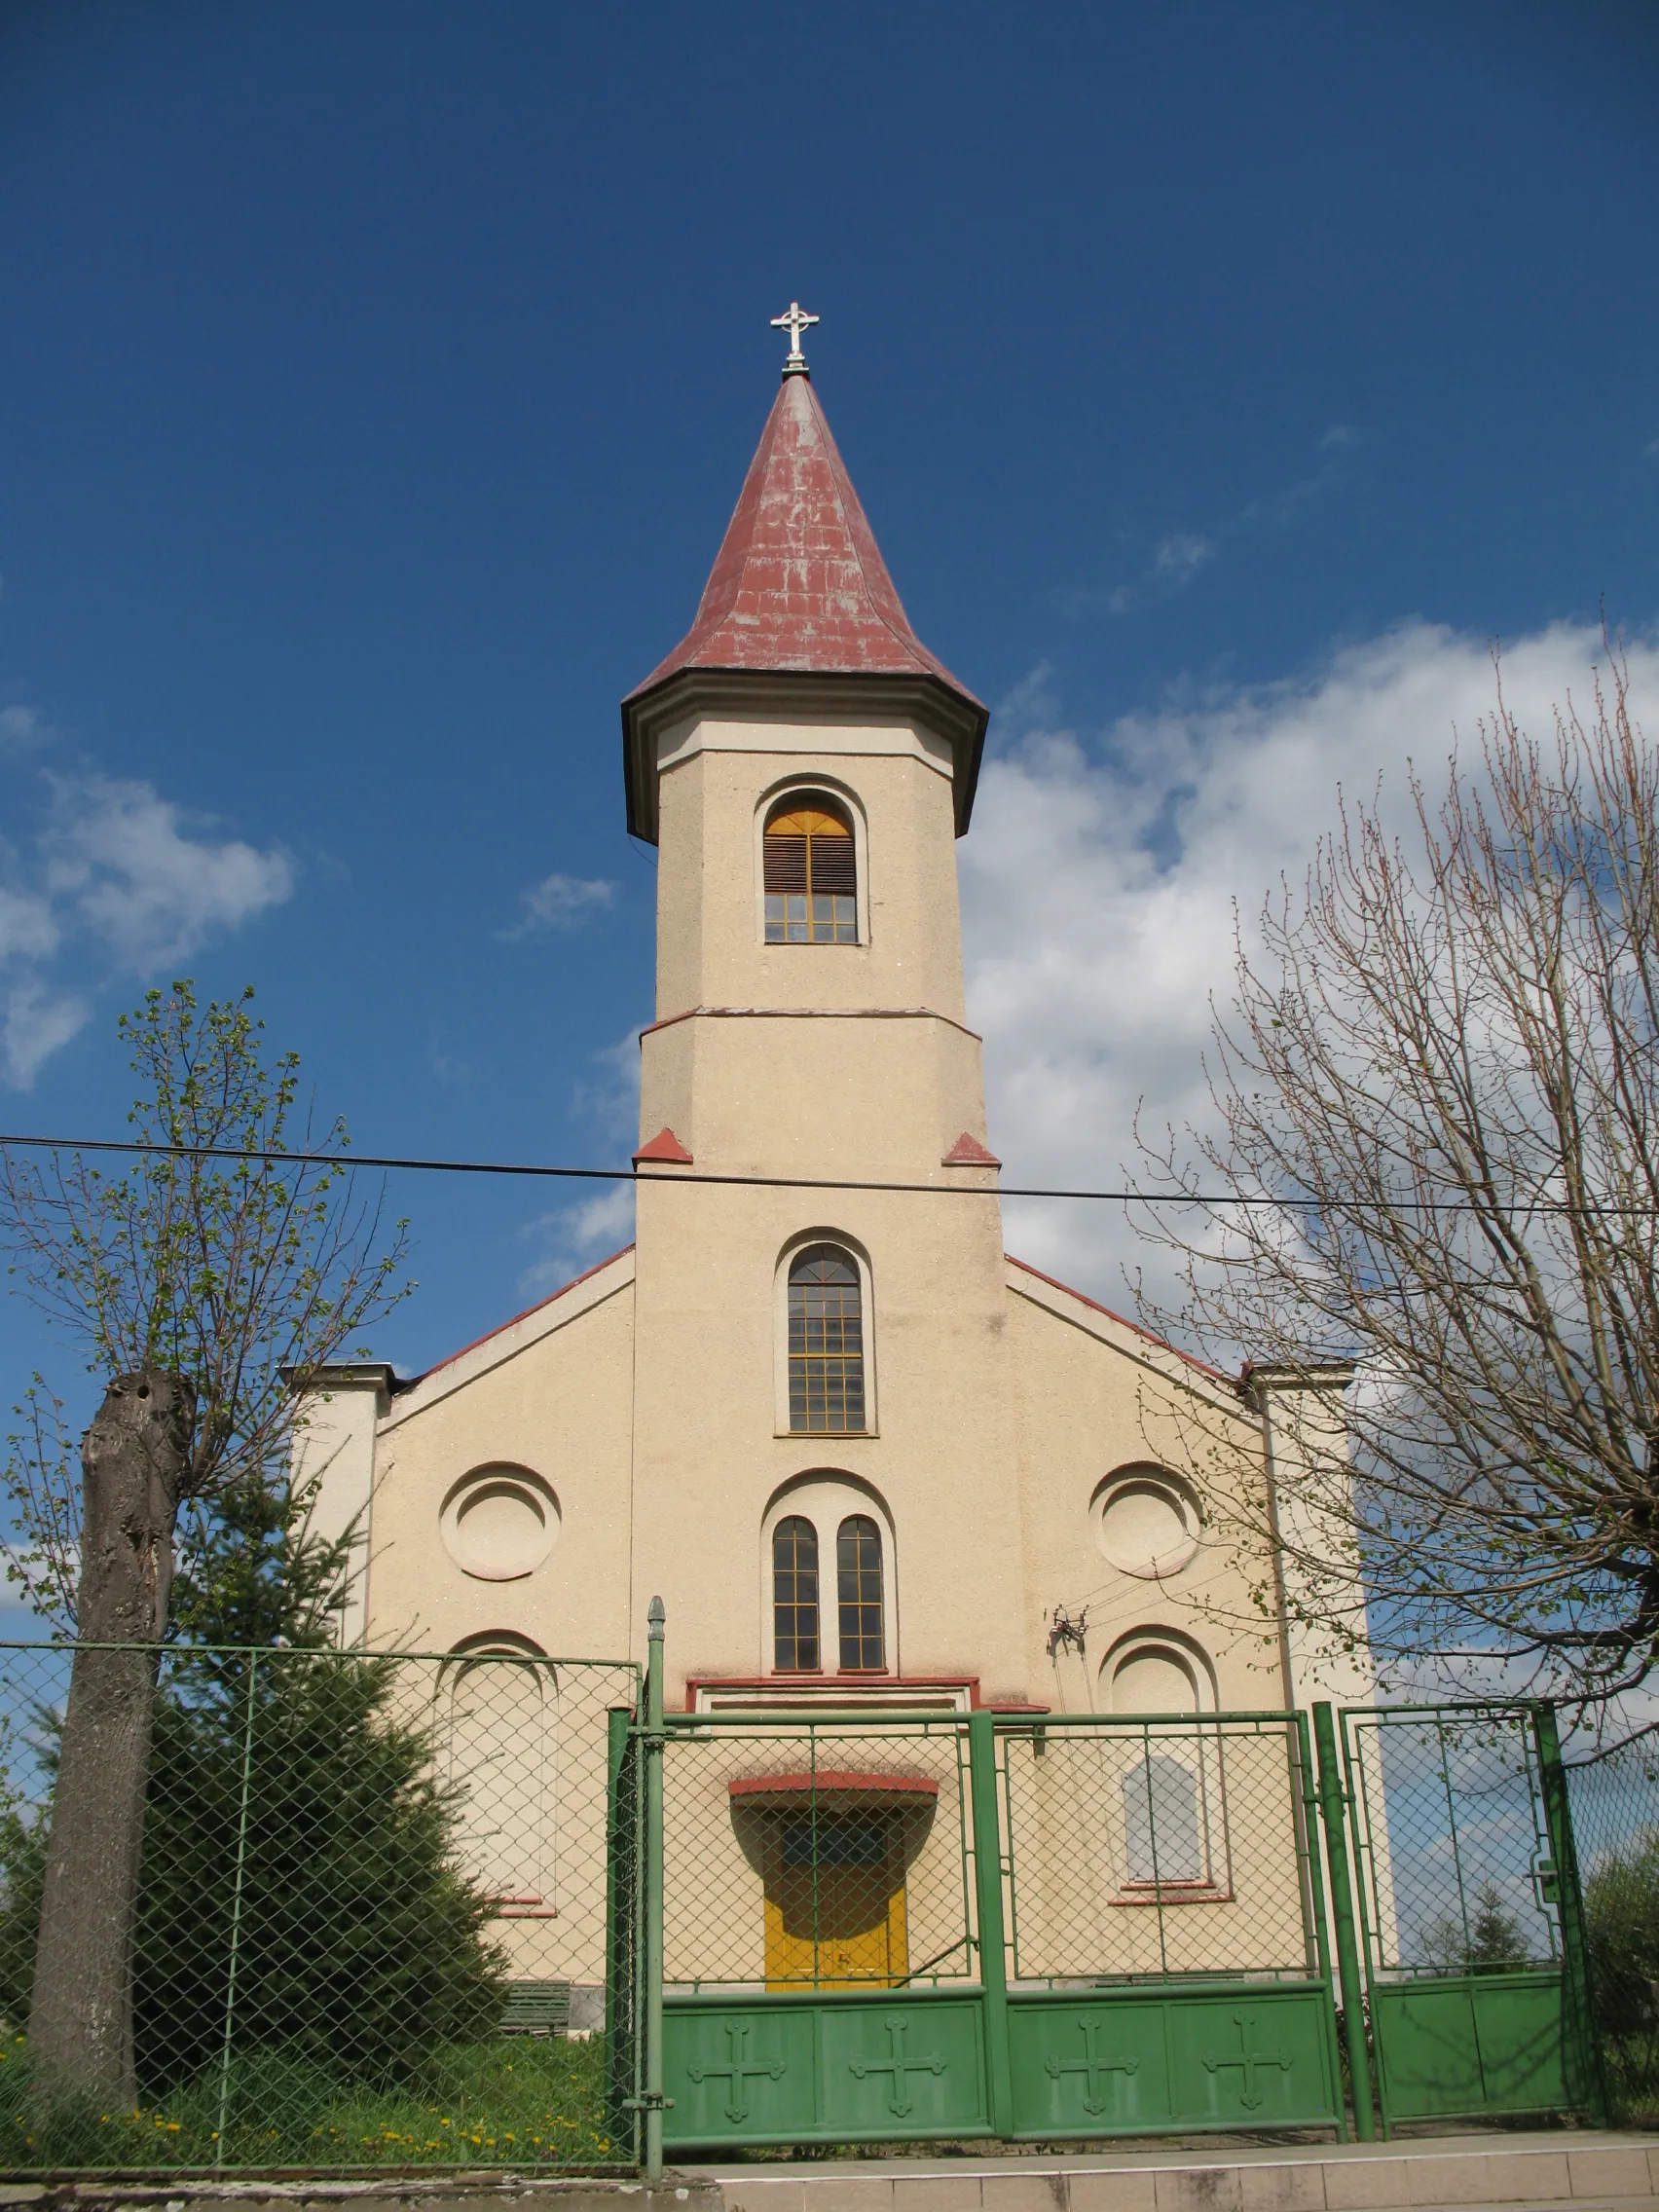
[764, 800, 858, 943]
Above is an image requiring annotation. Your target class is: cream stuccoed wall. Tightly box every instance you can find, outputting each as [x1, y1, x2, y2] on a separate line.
[651, 731, 968, 1020]
[357, 1251, 638, 1657]
[287, 1365, 391, 1646]
[290, 694, 1365, 1738]
[629, 708, 1026, 1707]
[1005, 1269, 1287, 1717]
[1250, 1366, 1381, 1712]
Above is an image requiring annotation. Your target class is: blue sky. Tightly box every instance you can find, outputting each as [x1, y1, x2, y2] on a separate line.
[2, 0, 1657, 1402]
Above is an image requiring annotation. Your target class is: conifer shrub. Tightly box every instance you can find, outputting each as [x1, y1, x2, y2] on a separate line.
[0, 1472, 509, 2120]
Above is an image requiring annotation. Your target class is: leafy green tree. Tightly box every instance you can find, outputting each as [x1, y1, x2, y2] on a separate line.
[1585, 1831, 1659, 2040]
[0, 983, 412, 2107]
[0, 1473, 507, 2113]
[1419, 1881, 1530, 1972]
[1467, 1881, 1530, 1969]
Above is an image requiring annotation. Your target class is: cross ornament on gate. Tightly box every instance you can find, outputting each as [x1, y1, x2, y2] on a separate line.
[686, 2021, 786, 2124]
[1201, 2010, 1294, 2111]
[848, 2015, 947, 2118]
[770, 299, 820, 373]
[1044, 2016, 1140, 2116]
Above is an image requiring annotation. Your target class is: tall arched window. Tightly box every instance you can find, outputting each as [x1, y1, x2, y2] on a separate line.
[773, 1516, 820, 1672]
[789, 1246, 866, 1433]
[764, 800, 858, 943]
[837, 1514, 885, 1671]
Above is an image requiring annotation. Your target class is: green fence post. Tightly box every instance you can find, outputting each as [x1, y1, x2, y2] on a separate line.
[967, 1708, 1014, 2138]
[1534, 1703, 1608, 2125]
[605, 1703, 632, 2150]
[644, 1598, 667, 2181]
[1312, 1702, 1377, 2140]
[214, 1650, 260, 2171]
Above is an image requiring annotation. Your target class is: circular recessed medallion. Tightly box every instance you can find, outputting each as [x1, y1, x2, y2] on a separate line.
[1096, 1476, 1199, 1580]
[440, 1467, 560, 1582]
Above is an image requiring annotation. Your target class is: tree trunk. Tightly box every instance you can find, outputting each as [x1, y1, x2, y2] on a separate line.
[29, 1370, 195, 2109]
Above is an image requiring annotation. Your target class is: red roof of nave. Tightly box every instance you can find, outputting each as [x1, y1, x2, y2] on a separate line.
[625, 374, 985, 705]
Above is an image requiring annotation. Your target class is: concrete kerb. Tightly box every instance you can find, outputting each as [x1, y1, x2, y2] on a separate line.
[0, 2182, 722, 2212]
[699, 2133, 1659, 2212]
[14, 2143, 1659, 2212]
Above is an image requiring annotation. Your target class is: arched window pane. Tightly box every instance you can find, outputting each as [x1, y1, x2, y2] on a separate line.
[1123, 1753, 1203, 1884]
[765, 803, 858, 944]
[837, 1514, 884, 1672]
[773, 1516, 820, 1672]
[789, 1246, 866, 1433]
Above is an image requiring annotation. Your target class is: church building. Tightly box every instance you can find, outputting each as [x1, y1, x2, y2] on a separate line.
[296, 317, 1363, 1979]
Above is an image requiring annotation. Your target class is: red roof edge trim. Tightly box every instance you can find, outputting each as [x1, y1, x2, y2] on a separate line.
[728, 1771, 940, 1799]
[1004, 1253, 1231, 1384]
[415, 1246, 637, 1383]
[633, 1126, 693, 1164]
[943, 1131, 1001, 1166]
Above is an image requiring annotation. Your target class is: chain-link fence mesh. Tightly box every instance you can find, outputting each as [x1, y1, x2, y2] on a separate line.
[997, 1715, 1324, 1985]
[1567, 1734, 1659, 2119]
[1342, 1707, 1561, 1981]
[0, 1641, 638, 2173]
[660, 1720, 977, 1992]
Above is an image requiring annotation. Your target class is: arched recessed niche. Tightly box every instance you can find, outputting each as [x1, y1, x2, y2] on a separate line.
[1101, 1628, 1218, 1715]
[1092, 1466, 1201, 1581]
[440, 1465, 560, 1582]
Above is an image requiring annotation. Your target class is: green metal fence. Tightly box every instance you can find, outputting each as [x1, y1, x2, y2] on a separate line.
[1337, 1701, 1603, 2134]
[644, 1601, 1346, 2160]
[13, 1610, 1643, 2177]
[0, 1640, 639, 2175]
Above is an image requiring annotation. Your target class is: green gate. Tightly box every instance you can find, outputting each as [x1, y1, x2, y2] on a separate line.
[627, 1607, 1346, 2158]
[995, 1710, 1345, 2142]
[1337, 1701, 1604, 2133]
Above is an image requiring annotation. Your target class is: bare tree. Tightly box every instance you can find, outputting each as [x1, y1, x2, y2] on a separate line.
[1, 982, 411, 2108]
[1133, 641, 1659, 1711]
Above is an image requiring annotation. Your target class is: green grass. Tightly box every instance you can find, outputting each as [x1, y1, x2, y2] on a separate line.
[0, 2031, 624, 2170]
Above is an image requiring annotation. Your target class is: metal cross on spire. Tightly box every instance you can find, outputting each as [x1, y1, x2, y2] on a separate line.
[770, 299, 819, 377]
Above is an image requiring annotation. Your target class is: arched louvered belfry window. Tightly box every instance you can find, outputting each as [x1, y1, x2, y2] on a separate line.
[764, 798, 858, 943]
[788, 1245, 866, 1433]
[837, 1515, 885, 1671]
[772, 1516, 821, 1672]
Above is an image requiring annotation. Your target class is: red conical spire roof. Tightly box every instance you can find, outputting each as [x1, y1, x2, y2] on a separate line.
[629, 374, 980, 694]
[621, 373, 987, 841]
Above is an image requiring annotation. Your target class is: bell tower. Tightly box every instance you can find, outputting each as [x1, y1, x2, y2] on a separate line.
[619, 322, 1029, 1708]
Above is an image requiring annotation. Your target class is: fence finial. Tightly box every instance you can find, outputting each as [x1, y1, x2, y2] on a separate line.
[647, 1595, 665, 1641]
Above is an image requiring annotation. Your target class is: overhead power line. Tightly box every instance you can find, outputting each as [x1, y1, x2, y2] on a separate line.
[0, 1130, 1168, 1202]
[0, 1130, 1647, 1215]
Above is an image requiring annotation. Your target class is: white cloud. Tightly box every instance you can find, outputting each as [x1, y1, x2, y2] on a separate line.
[0, 734, 296, 1088]
[961, 616, 1659, 1316]
[520, 1180, 637, 1294]
[1088, 430, 1369, 616]
[0, 707, 43, 750]
[2, 982, 90, 1088]
[1153, 533, 1216, 584]
[0, 886, 58, 965]
[42, 773, 292, 968]
[518, 1025, 645, 1293]
[499, 871, 617, 940]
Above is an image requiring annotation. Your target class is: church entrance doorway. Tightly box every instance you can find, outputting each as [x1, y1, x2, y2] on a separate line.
[762, 1808, 908, 1989]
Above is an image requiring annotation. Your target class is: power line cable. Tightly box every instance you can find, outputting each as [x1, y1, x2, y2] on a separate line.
[0, 1130, 1172, 1201]
[0, 1130, 1648, 1213]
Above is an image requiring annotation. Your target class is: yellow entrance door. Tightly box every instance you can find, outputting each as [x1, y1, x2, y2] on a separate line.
[763, 1814, 908, 1990]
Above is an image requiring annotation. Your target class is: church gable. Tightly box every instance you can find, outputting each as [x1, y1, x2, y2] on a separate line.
[386, 1243, 636, 1423]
